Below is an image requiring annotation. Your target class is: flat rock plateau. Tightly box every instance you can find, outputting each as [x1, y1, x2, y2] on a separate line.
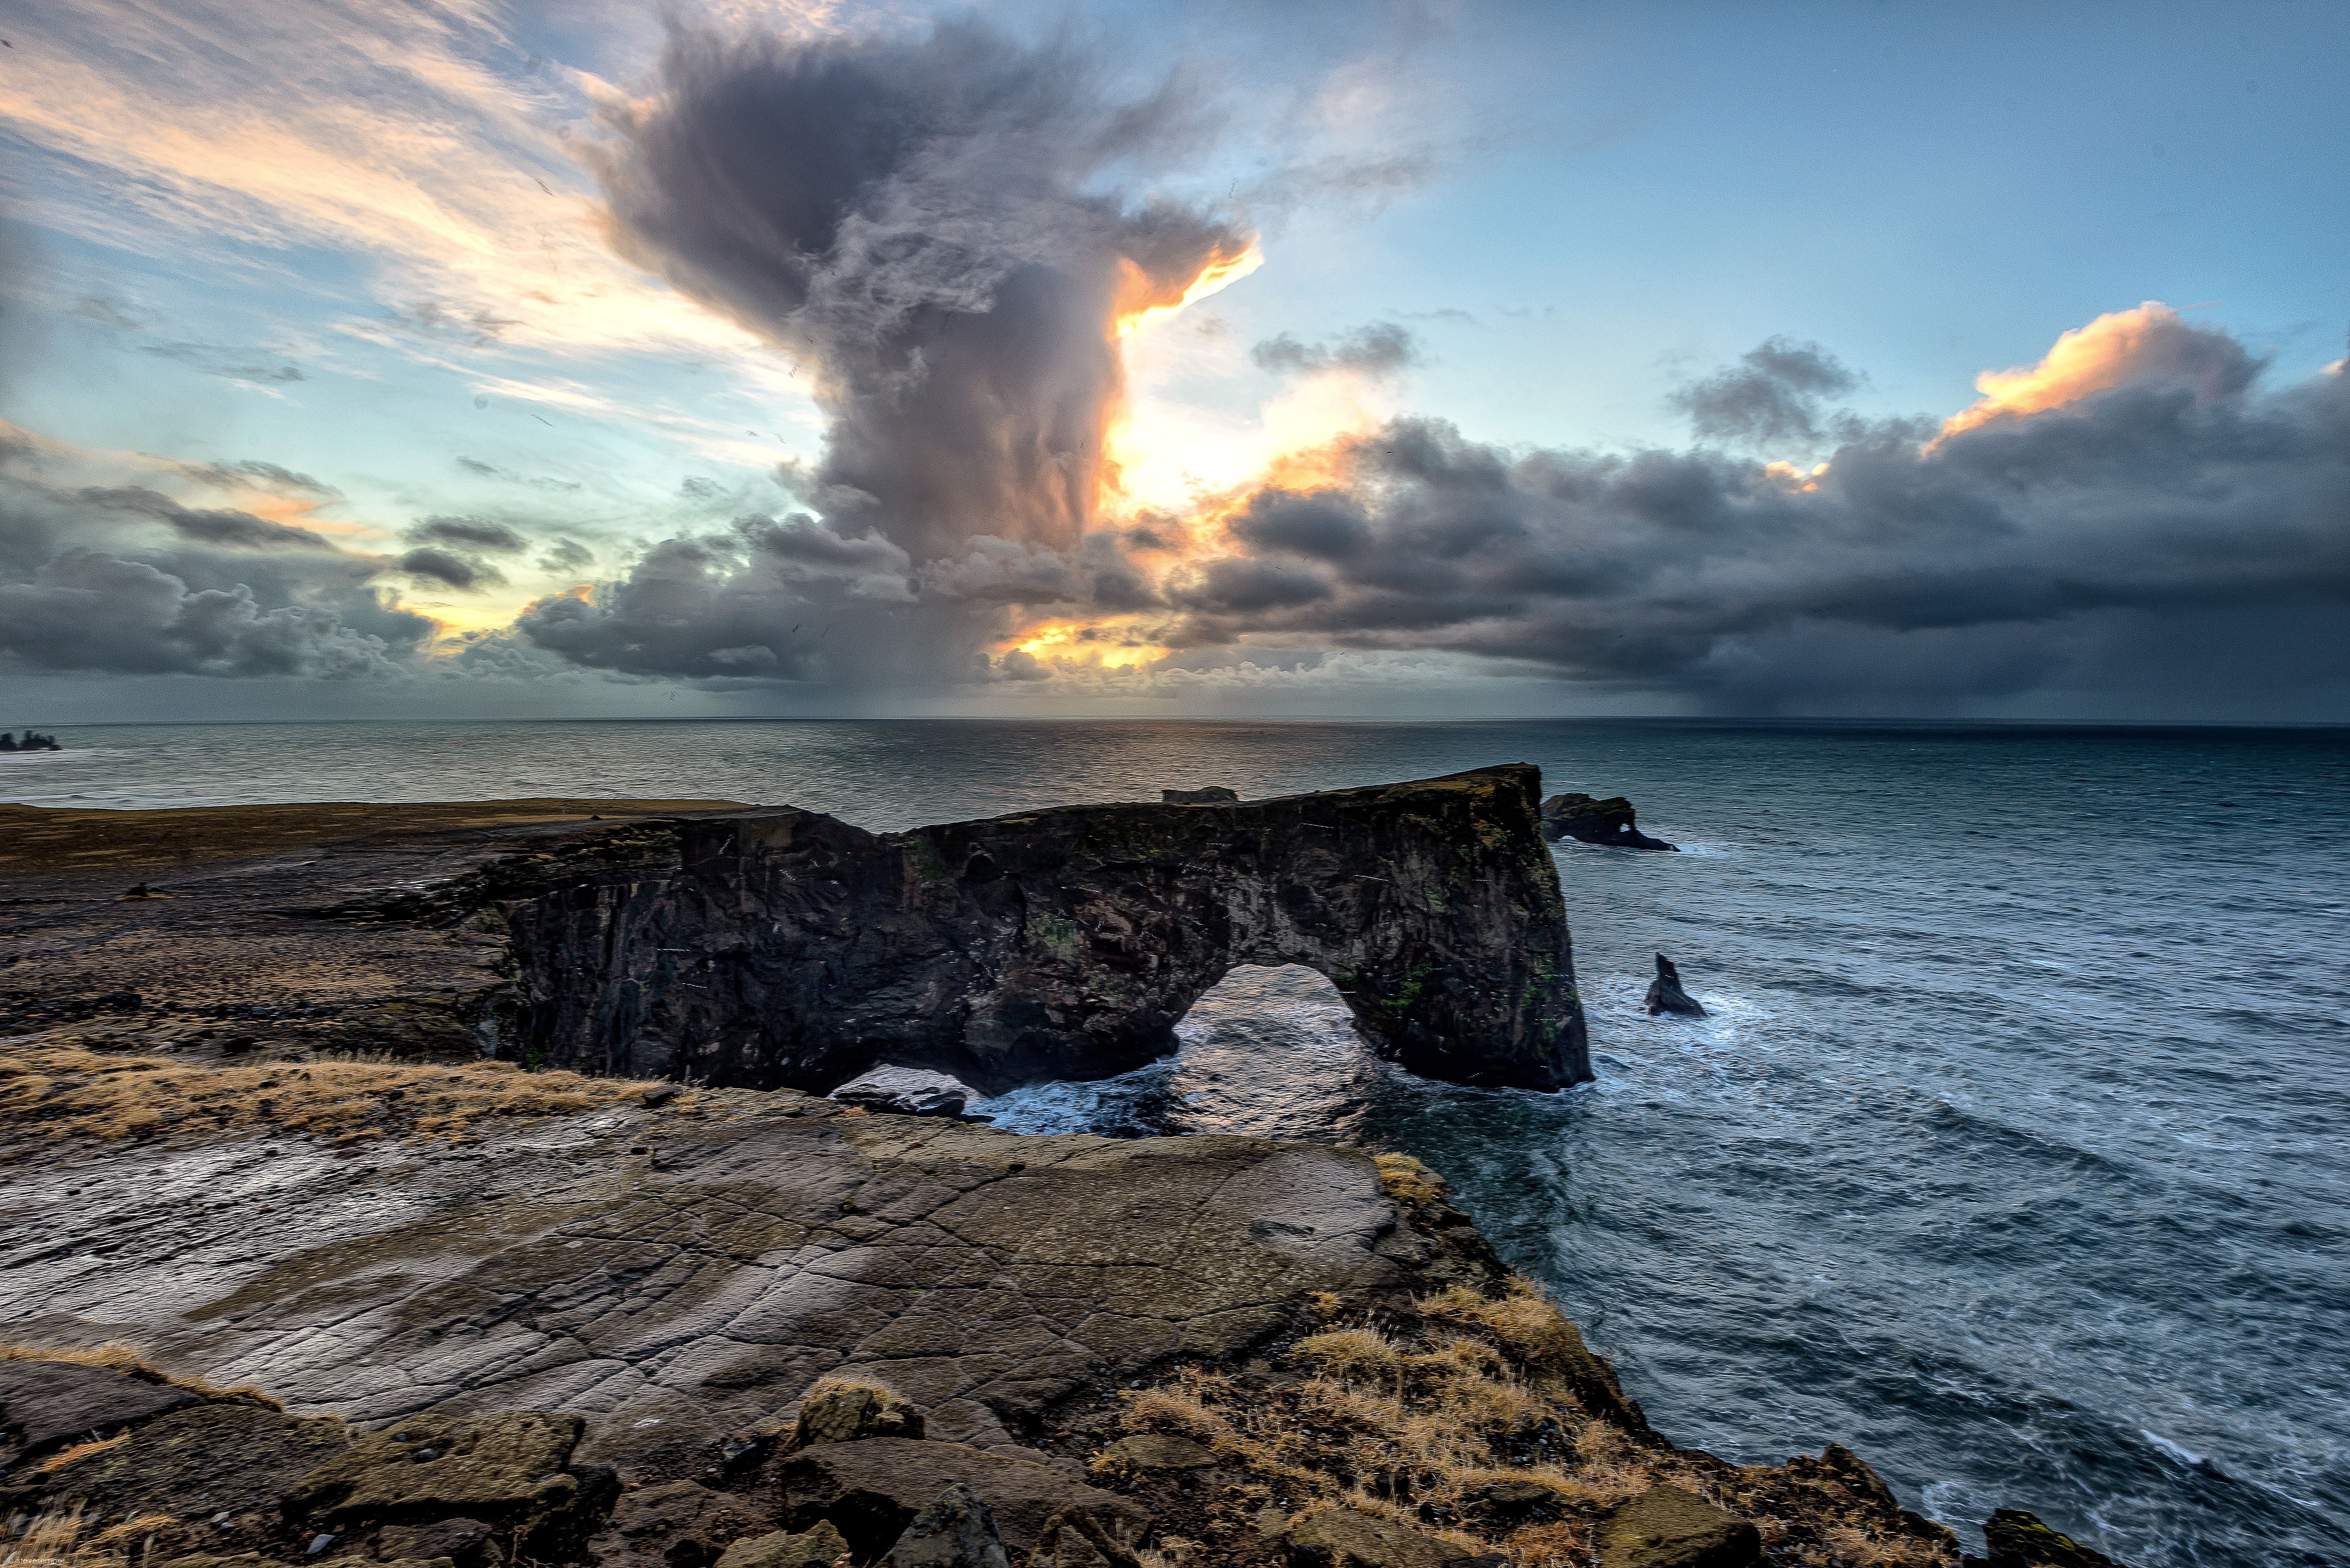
[0, 795, 2090, 1568]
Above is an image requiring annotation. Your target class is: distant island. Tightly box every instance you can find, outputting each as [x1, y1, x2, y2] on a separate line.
[0, 730, 63, 752]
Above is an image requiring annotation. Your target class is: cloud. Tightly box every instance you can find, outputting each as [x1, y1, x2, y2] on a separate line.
[139, 341, 306, 384]
[1252, 322, 1422, 378]
[0, 425, 433, 679]
[396, 546, 500, 592]
[592, 17, 1252, 566]
[407, 516, 529, 553]
[1669, 335, 1867, 449]
[1163, 316, 2350, 709]
[1938, 300, 2259, 439]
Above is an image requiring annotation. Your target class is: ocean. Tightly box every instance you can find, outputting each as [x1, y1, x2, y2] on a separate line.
[5, 717, 2344, 1567]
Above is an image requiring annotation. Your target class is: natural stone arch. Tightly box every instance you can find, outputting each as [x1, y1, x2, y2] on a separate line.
[512, 765, 1590, 1093]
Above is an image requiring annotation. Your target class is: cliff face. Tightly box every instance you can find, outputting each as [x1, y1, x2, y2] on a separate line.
[510, 765, 1588, 1095]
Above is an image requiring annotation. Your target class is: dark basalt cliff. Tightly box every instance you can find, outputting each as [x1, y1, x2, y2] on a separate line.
[512, 765, 1587, 1094]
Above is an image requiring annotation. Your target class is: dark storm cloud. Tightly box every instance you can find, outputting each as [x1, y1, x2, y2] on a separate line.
[593, 18, 1249, 571]
[1251, 322, 1422, 379]
[1180, 328, 2350, 709]
[0, 450, 432, 679]
[396, 546, 499, 591]
[1669, 336, 1867, 449]
[407, 515, 529, 553]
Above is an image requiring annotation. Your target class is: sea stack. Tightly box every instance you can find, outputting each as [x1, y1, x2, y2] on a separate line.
[1644, 954, 1707, 1017]
[1540, 792, 1677, 851]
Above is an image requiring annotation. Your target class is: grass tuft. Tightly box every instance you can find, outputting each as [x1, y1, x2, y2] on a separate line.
[0, 1036, 683, 1150]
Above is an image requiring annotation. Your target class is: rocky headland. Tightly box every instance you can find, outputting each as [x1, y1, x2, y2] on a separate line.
[0, 783, 2117, 1568]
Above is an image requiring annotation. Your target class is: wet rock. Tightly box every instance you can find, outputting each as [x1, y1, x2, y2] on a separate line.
[1027, 1503, 1142, 1568]
[284, 1411, 615, 1557]
[1101, 1434, 1215, 1471]
[794, 1378, 925, 1449]
[710, 1521, 851, 1568]
[515, 765, 1588, 1094]
[1159, 787, 1238, 804]
[1470, 1478, 1555, 1519]
[0, 1359, 201, 1462]
[1286, 1505, 1476, 1567]
[776, 1438, 1147, 1560]
[1642, 954, 1707, 1018]
[880, 1483, 1010, 1567]
[1979, 1508, 2126, 1568]
[584, 1482, 762, 1568]
[378, 1518, 500, 1568]
[1596, 1484, 1760, 1568]
[1540, 792, 1678, 852]
[827, 1067, 974, 1119]
[37, 1402, 347, 1523]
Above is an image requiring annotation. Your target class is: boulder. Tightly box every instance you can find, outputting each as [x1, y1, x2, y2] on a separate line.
[1159, 787, 1238, 804]
[828, 1067, 975, 1119]
[776, 1438, 1147, 1560]
[1596, 1485, 1760, 1568]
[1101, 1434, 1215, 1471]
[1642, 955, 1707, 1018]
[1287, 1506, 1477, 1567]
[0, 1359, 201, 1460]
[37, 1402, 347, 1523]
[881, 1484, 1010, 1567]
[585, 1481, 764, 1568]
[1539, 793, 1677, 852]
[710, 1522, 851, 1568]
[1027, 1504, 1142, 1568]
[283, 1411, 615, 1557]
[1980, 1509, 2125, 1568]
[377, 1519, 501, 1568]
[794, 1378, 925, 1449]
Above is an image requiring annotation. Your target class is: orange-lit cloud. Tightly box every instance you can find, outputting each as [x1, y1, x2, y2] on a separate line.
[1937, 301, 2255, 441]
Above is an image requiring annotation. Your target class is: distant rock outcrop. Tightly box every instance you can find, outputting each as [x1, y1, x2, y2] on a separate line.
[1541, 793, 1677, 851]
[1159, 786, 1238, 804]
[1643, 954, 1707, 1018]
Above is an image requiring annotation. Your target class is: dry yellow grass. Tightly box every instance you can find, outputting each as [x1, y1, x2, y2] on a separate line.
[1098, 1150, 1961, 1567]
[0, 1338, 284, 1410]
[0, 1504, 174, 1568]
[0, 1036, 682, 1149]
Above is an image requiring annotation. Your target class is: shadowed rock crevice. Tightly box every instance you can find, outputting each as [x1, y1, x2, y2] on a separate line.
[510, 765, 1588, 1094]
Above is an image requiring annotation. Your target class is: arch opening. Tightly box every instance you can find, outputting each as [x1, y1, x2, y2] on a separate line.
[978, 964, 1379, 1141]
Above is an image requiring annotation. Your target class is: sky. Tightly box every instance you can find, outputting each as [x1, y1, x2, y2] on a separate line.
[0, 0, 2344, 722]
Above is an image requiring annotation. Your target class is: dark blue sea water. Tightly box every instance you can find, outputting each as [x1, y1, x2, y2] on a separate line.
[7, 718, 2345, 1567]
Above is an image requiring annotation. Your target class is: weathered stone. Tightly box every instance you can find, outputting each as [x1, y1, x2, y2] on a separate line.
[1596, 1485, 1760, 1568]
[512, 766, 1587, 1093]
[37, 1402, 347, 1523]
[776, 1438, 1146, 1560]
[584, 1482, 762, 1568]
[1540, 792, 1678, 852]
[794, 1378, 925, 1448]
[377, 1518, 501, 1568]
[282, 1410, 614, 1557]
[1101, 1434, 1215, 1471]
[880, 1483, 1010, 1568]
[1471, 1478, 1555, 1518]
[1642, 954, 1707, 1018]
[1287, 1506, 1475, 1567]
[1027, 1504, 1142, 1568]
[827, 1067, 973, 1119]
[0, 1359, 200, 1459]
[709, 1521, 850, 1568]
[1982, 1508, 2126, 1568]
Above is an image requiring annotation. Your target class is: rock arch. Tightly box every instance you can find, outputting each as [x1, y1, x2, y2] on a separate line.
[511, 765, 1590, 1093]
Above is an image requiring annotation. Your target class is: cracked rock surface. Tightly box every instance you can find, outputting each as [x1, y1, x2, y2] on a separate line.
[0, 1094, 1444, 1472]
